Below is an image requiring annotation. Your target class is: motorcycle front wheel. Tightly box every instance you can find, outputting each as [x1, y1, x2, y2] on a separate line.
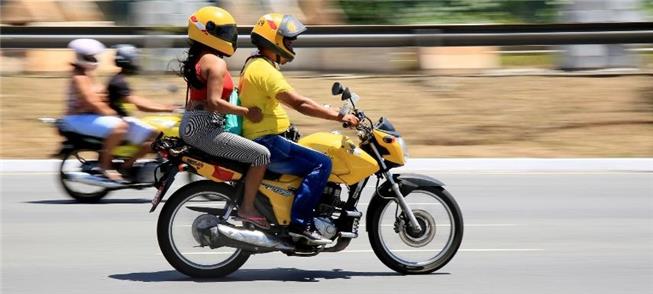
[157, 180, 250, 278]
[367, 186, 463, 274]
[59, 149, 109, 203]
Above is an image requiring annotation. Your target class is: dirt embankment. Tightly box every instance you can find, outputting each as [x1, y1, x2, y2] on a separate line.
[1, 74, 652, 158]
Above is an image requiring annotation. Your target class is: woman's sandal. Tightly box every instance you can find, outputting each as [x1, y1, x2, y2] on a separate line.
[236, 213, 271, 230]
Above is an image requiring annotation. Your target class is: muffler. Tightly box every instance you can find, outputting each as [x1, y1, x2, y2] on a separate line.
[192, 214, 294, 252]
[64, 172, 125, 188]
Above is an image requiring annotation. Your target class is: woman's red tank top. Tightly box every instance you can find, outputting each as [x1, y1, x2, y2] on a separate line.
[189, 62, 233, 101]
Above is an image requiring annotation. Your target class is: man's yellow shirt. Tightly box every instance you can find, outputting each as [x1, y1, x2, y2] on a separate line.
[239, 57, 293, 140]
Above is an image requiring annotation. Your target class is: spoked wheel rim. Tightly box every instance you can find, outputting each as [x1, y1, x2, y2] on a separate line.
[377, 189, 457, 267]
[168, 190, 243, 270]
[60, 150, 108, 196]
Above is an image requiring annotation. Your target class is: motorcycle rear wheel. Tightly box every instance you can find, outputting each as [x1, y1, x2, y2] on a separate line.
[157, 180, 250, 278]
[367, 186, 463, 274]
[58, 149, 109, 203]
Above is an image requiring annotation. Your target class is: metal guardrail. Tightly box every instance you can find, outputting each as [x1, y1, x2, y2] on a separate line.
[1, 22, 652, 48]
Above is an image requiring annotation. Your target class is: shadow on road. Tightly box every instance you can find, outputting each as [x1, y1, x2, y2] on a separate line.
[26, 198, 153, 205]
[109, 268, 448, 282]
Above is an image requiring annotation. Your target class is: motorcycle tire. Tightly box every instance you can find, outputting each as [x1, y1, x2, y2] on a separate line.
[367, 186, 463, 274]
[157, 180, 250, 278]
[58, 149, 109, 203]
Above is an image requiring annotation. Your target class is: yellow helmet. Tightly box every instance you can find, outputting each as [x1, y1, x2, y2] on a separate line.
[187, 6, 238, 56]
[251, 13, 306, 62]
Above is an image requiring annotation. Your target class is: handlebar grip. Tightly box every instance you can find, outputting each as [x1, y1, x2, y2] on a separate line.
[342, 122, 351, 128]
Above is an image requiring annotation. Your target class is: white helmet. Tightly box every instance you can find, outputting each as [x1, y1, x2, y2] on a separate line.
[68, 38, 105, 69]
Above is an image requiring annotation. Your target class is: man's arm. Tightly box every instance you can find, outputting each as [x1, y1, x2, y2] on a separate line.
[126, 95, 176, 113]
[276, 90, 358, 125]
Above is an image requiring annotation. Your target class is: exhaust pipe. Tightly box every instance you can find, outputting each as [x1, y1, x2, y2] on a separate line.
[216, 224, 294, 251]
[64, 172, 125, 188]
[193, 214, 294, 252]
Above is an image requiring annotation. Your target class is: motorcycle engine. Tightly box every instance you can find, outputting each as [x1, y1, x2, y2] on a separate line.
[316, 183, 343, 216]
[314, 217, 338, 239]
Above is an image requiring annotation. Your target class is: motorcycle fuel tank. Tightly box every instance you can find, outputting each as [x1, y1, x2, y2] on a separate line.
[299, 132, 379, 185]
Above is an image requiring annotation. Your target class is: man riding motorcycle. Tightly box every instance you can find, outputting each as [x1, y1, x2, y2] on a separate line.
[106, 44, 177, 177]
[238, 13, 359, 242]
[60, 39, 129, 182]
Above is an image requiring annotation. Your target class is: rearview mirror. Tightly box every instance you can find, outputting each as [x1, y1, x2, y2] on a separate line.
[341, 88, 351, 101]
[332, 82, 344, 96]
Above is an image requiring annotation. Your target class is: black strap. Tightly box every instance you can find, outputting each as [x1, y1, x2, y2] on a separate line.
[240, 54, 262, 76]
[184, 84, 190, 110]
[239, 54, 279, 76]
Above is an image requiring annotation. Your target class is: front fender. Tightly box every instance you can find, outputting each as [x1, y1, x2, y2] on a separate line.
[366, 173, 445, 231]
[377, 173, 445, 198]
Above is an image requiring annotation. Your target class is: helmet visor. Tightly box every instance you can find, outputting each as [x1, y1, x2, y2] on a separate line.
[205, 22, 238, 50]
[278, 15, 306, 38]
[192, 17, 238, 50]
[81, 54, 98, 63]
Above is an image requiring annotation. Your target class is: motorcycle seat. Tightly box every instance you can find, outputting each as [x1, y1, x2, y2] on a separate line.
[57, 119, 132, 150]
[183, 145, 282, 181]
[58, 131, 135, 151]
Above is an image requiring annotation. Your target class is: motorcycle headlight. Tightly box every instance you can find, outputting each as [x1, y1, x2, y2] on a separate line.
[397, 137, 409, 158]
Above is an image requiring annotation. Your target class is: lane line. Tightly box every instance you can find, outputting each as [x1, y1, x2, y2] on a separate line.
[2, 171, 651, 176]
[175, 223, 522, 228]
[357, 203, 442, 206]
[174, 248, 544, 255]
[360, 223, 522, 228]
[0, 172, 57, 176]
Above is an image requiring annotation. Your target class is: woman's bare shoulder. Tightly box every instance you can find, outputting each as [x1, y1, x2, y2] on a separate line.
[200, 54, 228, 76]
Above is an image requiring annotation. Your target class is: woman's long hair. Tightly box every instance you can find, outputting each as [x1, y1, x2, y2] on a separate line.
[179, 41, 227, 90]
[179, 41, 209, 89]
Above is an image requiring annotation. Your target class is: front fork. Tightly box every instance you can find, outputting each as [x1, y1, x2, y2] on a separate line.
[383, 171, 423, 233]
[369, 144, 423, 233]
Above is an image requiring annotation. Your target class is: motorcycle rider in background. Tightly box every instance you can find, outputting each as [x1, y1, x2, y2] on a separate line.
[238, 13, 359, 242]
[106, 44, 178, 176]
[60, 39, 128, 182]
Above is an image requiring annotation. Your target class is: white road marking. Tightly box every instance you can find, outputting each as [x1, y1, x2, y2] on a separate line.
[175, 248, 544, 255]
[357, 203, 442, 206]
[176, 223, 521, 228]
[360, 223, 521, 228]
[0, 172, 57, 176]
[338, 249, 544, 253]
[2, 171, 650, 176]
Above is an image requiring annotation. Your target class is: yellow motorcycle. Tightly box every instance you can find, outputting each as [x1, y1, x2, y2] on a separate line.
[45, 113, 181, 203]
[150, 82, 463, 277]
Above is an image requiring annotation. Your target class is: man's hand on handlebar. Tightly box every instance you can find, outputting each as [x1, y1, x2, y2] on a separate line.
[340, 113, 359, 128]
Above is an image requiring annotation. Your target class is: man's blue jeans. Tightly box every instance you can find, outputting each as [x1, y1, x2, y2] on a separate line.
[254, 135, 332, 228]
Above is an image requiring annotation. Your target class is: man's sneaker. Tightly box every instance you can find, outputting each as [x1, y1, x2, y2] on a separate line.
[289, 227, 331, 245]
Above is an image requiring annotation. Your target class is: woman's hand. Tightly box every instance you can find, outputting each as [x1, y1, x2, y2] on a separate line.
[245, 107, 263, 123]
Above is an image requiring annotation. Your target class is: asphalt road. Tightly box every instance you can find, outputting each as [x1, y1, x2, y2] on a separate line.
[2, 171, 652, 294]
